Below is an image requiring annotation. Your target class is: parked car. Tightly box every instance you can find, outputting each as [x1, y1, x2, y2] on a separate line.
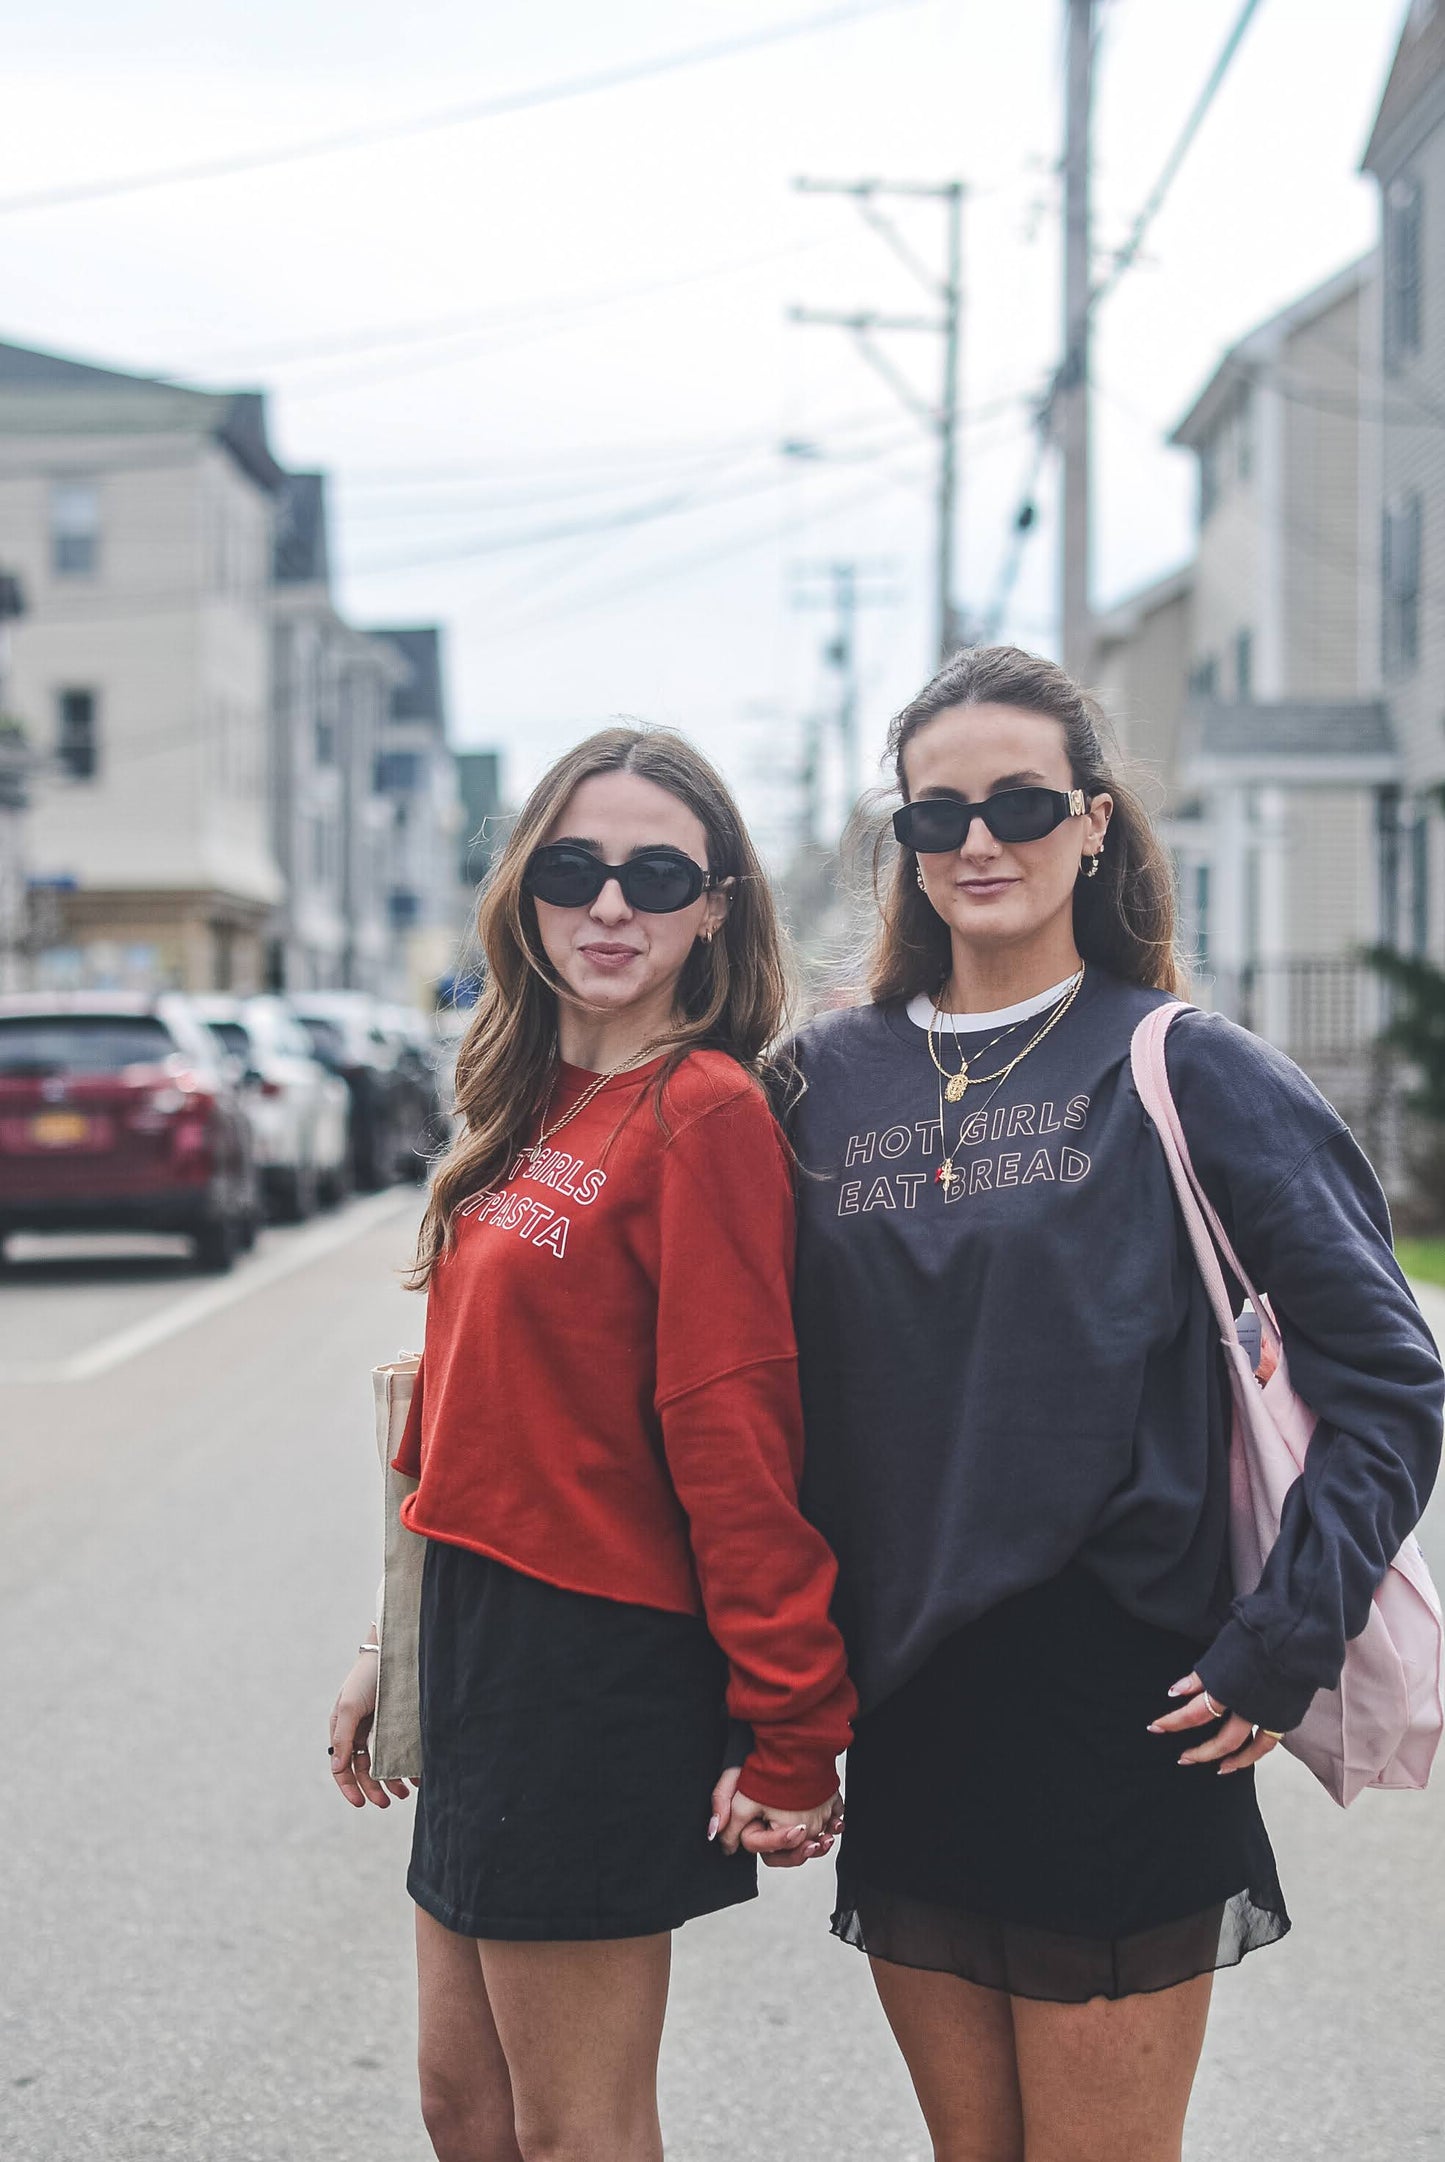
[287, 993, 438, 1189]
[0, 994, 259, 1272]
[189, 994, 351, 1219]
[376, 1003, 454, 1167]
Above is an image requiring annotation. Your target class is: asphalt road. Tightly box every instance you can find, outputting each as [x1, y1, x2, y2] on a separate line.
[1, 1203, 1442, 2161]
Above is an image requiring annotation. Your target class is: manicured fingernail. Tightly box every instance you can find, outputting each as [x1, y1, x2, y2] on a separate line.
[1168, 1680, 1189, 1696]
[1147, 1720, 1164, 1732]
[707, 1815, 719, 1842]
[789, 1825, 807, 1841]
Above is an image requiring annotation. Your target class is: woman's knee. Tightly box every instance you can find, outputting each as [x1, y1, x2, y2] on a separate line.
[418, 2064, 520, 2162]
[511, 2104, 661, 2162]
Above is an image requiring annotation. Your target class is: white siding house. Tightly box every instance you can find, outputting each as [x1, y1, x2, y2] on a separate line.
[0, 342, 284, 991]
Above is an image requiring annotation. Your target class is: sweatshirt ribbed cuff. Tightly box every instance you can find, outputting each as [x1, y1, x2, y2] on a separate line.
[1194, 1616, 1320, 1735]
[735, 1738, 841, 1815]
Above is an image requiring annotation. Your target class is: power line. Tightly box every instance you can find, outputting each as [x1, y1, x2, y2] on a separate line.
[1087, 0, 1265, 323]
[0, 0, 929, 219]
[477, 460, 932, 644]
[987, 0, 1267, 651]
[171, 245, 816, 379]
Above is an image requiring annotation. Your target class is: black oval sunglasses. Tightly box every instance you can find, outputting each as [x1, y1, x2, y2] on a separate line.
[893, 786, 1088, 855]
[523, 843, 725, 915]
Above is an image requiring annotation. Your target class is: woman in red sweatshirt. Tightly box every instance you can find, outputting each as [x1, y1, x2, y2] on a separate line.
[327, 725, 854, 2162]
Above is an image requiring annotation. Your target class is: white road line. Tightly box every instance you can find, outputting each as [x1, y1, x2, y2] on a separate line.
[0, 1188, 420, 1385]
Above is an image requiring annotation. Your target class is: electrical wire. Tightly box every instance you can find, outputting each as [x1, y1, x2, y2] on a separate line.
[170, 247, 816, 375]
[0, 0, 930, 219]
[985, 0, 1268, 643]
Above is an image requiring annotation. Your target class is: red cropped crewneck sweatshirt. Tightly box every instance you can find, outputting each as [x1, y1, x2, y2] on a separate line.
[394, 1048, 856, 1812]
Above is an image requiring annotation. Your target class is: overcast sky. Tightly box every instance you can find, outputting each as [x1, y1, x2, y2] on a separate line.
[0, 0, 1409, 853]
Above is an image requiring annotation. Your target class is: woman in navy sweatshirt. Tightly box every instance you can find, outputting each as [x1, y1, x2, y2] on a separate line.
[785, 645, 1442, 2162]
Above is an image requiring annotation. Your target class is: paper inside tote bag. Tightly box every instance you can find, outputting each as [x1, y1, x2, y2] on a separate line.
[1131, 1002, 1444, 1806]
[371, 1352, 424, 1782]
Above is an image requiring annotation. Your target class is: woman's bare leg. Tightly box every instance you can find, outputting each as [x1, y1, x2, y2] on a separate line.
[415, 1906, 523, 2162]
[869, 1958, 1026, 2162]
[1010, 1972, 1213, 2162]
[478, 1933, 672, 2162]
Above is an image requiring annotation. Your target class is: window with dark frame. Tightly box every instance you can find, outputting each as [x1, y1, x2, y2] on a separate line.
[1385, 174, 1423, 373]
[1198, 430, 1219, 523]
[1233, 628, 1253, 702]
[1384, 494, 1423, 676]
[56, 688, 98, 778]
[1411, 809, 1431, 957]
[50, 480, 99, 577]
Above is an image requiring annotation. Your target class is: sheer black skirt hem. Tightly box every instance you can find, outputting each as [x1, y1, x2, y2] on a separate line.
[831, 1880, 1289, 2003]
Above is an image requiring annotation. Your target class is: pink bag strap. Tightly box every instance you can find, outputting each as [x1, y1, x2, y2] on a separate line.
[1130, 1003, 1282, 1358]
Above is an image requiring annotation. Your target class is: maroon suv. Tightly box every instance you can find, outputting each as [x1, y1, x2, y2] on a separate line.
[0, 994, 259, 1272]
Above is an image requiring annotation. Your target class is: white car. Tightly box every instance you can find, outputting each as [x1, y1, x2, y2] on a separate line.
[189, 995, 351, 1219]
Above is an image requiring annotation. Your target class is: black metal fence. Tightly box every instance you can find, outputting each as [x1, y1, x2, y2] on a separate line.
[1232, 958, 1379, 1062]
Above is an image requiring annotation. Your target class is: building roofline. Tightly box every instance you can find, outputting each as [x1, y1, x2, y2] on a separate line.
[1169, 255, 1372, 447]
[0, 337, 284, 492]
[1363, 0, 1445, 175]
[1093, 563, 1194, 643]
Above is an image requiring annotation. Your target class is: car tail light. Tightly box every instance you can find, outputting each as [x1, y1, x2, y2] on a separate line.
[122, 1061, 216, 1136]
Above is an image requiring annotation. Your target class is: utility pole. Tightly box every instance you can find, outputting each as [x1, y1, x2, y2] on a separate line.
[792, 559, 896, 827]
[791, 178, 965, 664]
[0, 571, 30, 992]
[1060, 0, 1095, 677]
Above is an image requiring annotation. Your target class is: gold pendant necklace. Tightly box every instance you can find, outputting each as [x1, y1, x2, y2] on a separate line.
[933, 968, 1085, 1195]
[929, 969, 1083, 1103]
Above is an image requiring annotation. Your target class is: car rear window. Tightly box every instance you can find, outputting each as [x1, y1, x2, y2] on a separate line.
[0, 1015, 175, 1076]
[296, 1016, 345, 1063]
[205, 1021, 251, 1060]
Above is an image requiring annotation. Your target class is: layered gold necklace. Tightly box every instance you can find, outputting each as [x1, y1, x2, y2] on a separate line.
[930, 968, 1084, 1198]
[531, 1044, 661, 1159]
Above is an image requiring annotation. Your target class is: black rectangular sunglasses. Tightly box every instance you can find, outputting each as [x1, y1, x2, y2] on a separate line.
[523, 843, 723, 914]
[894, 786, 1088, 854]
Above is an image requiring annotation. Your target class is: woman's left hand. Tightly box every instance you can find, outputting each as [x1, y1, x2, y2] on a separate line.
[1148, 1671, 1282, 1775]
[708, 1765, 838, 1864]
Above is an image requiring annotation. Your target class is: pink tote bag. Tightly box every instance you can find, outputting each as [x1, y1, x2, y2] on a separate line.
[1131, 1002, 1444, 1807]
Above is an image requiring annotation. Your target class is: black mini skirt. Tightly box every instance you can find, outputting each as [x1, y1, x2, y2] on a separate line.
[834, 1564, 1289, 2002]
[408, 1537, 757, 1941]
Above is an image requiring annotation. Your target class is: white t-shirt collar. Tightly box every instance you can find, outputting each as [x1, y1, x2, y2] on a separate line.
[905, 971, 1081, 1035]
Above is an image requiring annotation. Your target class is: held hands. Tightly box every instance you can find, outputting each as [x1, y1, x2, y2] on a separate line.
[1148, 1670, 1283, 1776]
[708, 1765, 844, 1868]
[327, 1649, 418, 1810]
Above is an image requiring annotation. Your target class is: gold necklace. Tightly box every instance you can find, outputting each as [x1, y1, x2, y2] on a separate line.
[926, 1007, 1034, 1103]
[531, 1045, 661, 1157]
[933, 968, 1084, 1197]
[928, 968, 1084, 1104]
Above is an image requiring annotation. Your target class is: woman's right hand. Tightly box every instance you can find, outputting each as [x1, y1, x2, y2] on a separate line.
[328, 1651, 416, 1809]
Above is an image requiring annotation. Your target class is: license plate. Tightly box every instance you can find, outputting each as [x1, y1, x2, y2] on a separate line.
[29, 1111, 92, 1147]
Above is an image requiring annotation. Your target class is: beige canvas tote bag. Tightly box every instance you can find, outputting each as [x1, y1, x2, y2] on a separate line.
[370, 1352, 425, 1782]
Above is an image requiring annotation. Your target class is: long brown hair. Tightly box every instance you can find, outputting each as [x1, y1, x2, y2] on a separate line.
[865, 644, 1181, 1004]
[410, 724, 789, 1287]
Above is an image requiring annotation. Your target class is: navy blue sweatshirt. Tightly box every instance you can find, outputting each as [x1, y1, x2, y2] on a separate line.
[786, 968, 1444, 1736]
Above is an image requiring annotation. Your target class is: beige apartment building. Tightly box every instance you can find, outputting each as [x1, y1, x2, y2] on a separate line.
[0, 341, 284, 991]
[1095, 258, 1401, 1089]
[1364, 0, 1445, 959]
